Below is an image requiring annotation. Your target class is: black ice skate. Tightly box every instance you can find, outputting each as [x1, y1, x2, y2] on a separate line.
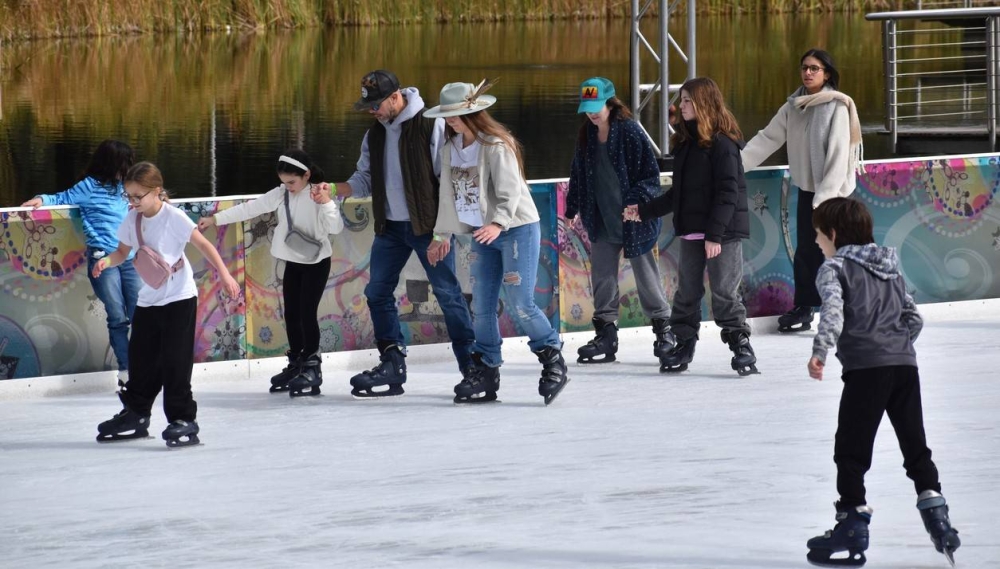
[577, 318, 618, 363]
[269, 350, 301, 393]
[96, 408, 151, 443]
[917, 490, 960, 567]
[806, 504, 873, 567]
[162, 419, 201, 448]
[722, 329, 760, 376]
[453, 353, 500, 404]
[350, 342, 406, 398]
[778, 305, 814, 332]
[651, 318, 676, 360]
[659, 336, 696, 372]
[288, 351, 323, 397]
[535, 346, 569, 405]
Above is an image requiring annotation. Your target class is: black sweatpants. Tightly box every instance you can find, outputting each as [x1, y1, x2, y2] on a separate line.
[793, 188, 825, 308]
[123, 296, 198, 423]
[282, 258, 331, 356]
[835, 365, 942, 508]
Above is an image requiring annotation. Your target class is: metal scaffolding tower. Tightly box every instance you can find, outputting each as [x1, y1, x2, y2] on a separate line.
[630, 0, 698, 163]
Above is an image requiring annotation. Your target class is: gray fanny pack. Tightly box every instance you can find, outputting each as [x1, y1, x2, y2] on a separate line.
[284, 189, 324, 261]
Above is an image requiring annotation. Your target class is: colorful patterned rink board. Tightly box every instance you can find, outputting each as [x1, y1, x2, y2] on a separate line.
[2, 154, 998, 379]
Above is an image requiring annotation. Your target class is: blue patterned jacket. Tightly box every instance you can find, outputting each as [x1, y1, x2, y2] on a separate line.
[566, 118, 662, 259]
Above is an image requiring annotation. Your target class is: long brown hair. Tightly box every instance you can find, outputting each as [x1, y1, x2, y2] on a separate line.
[670, 77, 743, 149]
[445, 110, 526, 179]
[577, 96, 634, 150]
[125, 161, 170, 202]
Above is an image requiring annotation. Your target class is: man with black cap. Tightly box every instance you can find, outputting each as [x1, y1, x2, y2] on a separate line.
[332, 70, 475, 399]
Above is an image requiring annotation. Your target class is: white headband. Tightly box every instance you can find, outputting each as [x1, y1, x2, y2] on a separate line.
[278, 155, 309, 172]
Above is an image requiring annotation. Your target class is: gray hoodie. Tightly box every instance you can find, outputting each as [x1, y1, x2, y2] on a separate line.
[346, 87, 445, 221]
[812, 243, 923, 371]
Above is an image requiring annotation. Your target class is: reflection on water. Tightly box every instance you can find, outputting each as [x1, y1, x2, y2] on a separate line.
[0, 15, 943, 204]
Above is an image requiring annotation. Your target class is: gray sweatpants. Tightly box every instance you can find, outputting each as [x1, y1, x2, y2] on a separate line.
[670, 238, 749, 341]
[590, 239, 671, 323]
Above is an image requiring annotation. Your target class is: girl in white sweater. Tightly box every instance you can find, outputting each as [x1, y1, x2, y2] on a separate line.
[198, 150, 343, 396]
[741, 48, 862, 333]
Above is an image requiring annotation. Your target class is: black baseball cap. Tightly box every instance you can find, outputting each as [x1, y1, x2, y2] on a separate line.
[353, 70, 400, 111]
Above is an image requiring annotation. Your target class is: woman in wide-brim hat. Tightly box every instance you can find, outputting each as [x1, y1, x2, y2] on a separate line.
[425, 80, 570, 406]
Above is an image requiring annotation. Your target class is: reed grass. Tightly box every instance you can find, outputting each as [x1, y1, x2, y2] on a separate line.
[0, 1, 923, 42]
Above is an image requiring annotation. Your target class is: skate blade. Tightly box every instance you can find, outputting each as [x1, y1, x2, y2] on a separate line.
[660, 363, 689, 373]
[453, 393, 499, 405]
[806, 548, 866, 567]
[96, 432, 153, 443]
[351, 385, 405, 399]
[735, 364, 761, 376]
[944, 548, 956, 567]
[165, 435, 202, 449]
[269, 384, 290, 393]
[778, 323, 811, 333]
[576, 354, 617, 364]
[542, 377, 570, 406]
[289, 386, 322, 398]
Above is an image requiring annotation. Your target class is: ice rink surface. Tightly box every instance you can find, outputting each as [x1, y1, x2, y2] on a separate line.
[1, 300, 997, 569]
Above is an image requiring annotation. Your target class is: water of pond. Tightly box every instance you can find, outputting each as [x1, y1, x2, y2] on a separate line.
[0, 15, 946, 204]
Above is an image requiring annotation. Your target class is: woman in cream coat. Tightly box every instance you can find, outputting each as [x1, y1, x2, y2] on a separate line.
[741, 48, 863, 333]
[425, 80, 569, 406]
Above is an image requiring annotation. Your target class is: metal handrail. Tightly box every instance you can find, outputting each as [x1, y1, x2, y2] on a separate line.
[869, 6, 1000, 152]
[897, 82, 989, 91]
[868, 8, 1000, 20]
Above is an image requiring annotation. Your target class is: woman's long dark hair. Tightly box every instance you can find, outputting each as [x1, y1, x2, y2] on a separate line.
[83, 139, 135, 186]
[577, 96, 634, 151]
[801, 48, 840, 91]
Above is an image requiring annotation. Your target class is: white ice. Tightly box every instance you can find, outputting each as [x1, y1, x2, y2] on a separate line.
[1, 300, 998, 569]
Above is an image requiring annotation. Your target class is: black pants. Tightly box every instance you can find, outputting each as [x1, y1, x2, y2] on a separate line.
[793, 188, 825, 307]
[282, 258, 331, 356]
[123, 296, 198, 423]
[835, 365, 942, 508]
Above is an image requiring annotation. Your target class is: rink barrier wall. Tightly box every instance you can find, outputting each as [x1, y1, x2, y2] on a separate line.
[1, 152, 999, 382]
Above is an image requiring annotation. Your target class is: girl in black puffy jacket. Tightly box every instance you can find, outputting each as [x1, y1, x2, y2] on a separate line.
[624, 77, 758, 376]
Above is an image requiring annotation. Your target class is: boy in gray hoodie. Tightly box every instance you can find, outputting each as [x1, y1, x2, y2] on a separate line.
[804, 198, 960, 567]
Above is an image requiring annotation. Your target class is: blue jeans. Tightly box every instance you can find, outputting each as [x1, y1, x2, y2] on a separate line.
[87, 250, 140, 371]
[470, 222, 561, 368]
[365, 220, 474, 370]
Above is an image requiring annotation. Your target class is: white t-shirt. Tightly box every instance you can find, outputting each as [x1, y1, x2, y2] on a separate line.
[449, 135, 484, 227]
[118, 205, 198, 307]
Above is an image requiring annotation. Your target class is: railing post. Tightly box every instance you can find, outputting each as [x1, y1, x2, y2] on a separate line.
[687, 0, 696, 80]
[660, 0, 670, 156]
[884, 19, 898, 153]
[630, 0, 640, 124]
[987, 16, 997, 150]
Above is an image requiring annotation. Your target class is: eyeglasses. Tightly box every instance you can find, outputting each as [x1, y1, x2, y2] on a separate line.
[801, 64, 825, 74]
[122, 189, 153, 203]
[370, 92, 394, 112]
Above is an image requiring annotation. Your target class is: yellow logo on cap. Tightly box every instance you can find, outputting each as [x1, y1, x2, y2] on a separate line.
[581, 86, 599, 100]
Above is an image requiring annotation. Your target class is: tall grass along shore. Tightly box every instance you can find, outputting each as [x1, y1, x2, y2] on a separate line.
[1, 1, 916, 42]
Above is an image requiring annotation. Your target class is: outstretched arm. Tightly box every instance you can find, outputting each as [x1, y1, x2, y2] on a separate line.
[189, 228, 240, 298]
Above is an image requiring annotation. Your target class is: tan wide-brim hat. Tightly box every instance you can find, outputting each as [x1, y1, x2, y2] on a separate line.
[424, 82, 497, 118]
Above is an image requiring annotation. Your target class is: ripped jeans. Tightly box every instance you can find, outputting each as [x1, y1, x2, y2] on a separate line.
[470, 221, 561, 368]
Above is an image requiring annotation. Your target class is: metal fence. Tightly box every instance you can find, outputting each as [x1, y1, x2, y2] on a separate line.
[868, 7, 1000, 152]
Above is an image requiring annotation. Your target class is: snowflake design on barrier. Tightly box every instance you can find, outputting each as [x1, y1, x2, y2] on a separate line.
[751, 190, 769, 214]
[259, 326, 273, 345]
[319, 327, 341, 352]
[213, 318, 247, 360]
